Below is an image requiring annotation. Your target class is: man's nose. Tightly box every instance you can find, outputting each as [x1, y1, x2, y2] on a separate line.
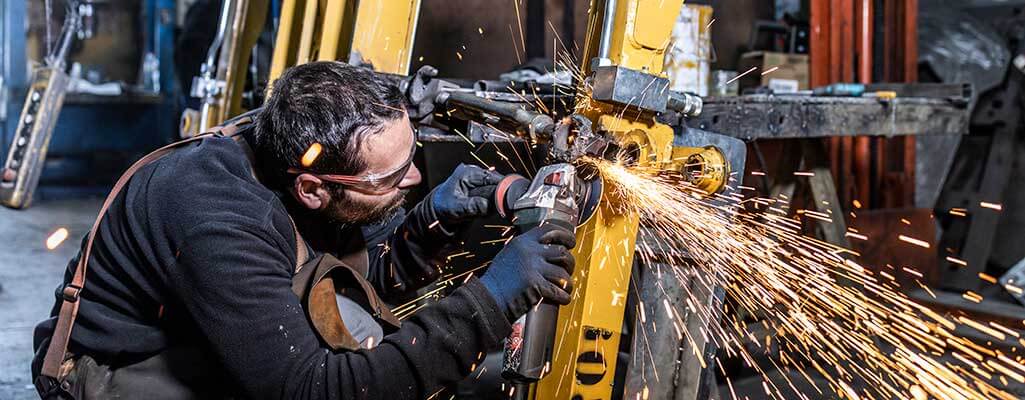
[398, 163, 422, 189]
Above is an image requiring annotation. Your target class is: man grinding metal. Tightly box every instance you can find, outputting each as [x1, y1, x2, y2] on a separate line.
[31, 61, 576, 399]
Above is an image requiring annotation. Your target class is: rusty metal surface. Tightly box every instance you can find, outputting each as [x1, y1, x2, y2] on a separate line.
[690, 95, 969, 139]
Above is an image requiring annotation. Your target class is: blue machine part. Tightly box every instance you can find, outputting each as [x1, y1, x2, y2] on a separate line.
[1, 0, 179, 200]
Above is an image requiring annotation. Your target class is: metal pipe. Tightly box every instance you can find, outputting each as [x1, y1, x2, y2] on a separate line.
[666, 91, 703, 117]
[202, 0, 235, 76]
[48, 2, 80, 68]
[441, 91, 556, 139]
[597, 0, 617, 60]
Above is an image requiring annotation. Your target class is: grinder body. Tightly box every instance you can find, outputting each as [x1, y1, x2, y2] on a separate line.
[496, 163, 591, 390]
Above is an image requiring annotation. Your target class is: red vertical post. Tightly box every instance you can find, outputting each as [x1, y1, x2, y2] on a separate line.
[901, 0, 918, 207]
[810, 1, 831, 87]
[830, 0, 856, 206]
[854, 0, 873, 208]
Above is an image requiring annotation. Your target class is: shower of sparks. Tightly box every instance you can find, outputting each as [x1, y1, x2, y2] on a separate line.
[980, 202, 1003, 211]
[389, 43, 1020, 399]
[898, 234, 931, 249]
[45, 227, 69, 250]
[584, 158, 1019, 400]
[724, 66, 757, 87]
[761, 66, 780, 76]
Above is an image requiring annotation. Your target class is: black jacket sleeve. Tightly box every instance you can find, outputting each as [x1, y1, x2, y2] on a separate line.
[362, 197, 463, 300]
[169, 216, 511, 399]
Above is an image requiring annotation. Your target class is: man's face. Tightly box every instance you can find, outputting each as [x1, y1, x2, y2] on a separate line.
[321, 117, 422, 225]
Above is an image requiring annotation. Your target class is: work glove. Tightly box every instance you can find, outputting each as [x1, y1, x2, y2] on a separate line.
[429, 164, 505, 232]
[479, 225, 577, 323]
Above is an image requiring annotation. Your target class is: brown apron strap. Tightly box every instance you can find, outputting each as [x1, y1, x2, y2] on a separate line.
[40, 118, 255, 382]
[308, 273, 362, 351]
[291, 220, 310, 271]
[297, 255, 401, 352]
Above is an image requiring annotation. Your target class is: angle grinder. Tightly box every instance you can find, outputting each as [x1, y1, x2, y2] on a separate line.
[491, 163, 601, 395]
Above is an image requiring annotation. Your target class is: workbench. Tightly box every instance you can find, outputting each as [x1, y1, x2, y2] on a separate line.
[690, 94, 970, 139]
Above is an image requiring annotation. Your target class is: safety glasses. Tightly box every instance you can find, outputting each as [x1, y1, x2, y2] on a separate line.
[288, 139, 417, 195]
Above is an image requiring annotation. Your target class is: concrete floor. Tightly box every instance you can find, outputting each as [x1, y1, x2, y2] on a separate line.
[0, 198, 101, 400]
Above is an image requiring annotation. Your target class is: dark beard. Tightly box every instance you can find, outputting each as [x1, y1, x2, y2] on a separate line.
[325, 189, 409, 226]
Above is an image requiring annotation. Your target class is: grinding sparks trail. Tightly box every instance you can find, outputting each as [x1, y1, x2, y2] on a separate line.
[590, 159, 1018, 400]
[46, 227, 69, 250]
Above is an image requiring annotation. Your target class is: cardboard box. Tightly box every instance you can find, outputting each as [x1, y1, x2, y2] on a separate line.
[738, 51, 809, 93]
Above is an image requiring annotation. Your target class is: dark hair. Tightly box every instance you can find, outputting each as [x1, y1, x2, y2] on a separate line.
[252, 61, 406, 190]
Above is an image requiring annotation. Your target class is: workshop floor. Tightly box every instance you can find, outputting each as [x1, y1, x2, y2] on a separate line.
[0, 198, 101, 400]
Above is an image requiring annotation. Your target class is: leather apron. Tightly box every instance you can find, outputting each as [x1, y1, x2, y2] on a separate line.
[35, 116, 400, 399]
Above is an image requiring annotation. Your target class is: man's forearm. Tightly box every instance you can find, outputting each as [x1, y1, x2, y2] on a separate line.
[280, 279, 511, 400]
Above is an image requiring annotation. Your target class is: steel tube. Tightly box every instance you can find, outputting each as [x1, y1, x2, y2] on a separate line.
[443, 91, 556, 139]
[597, 0, 617, 60]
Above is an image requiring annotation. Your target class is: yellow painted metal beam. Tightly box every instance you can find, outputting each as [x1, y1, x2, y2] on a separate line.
[295, 0, 320, 64]
[535, 1, 689, 399]
[268, 0, 301, 84]
[268, 0, 420, 90]
[536, 192, 640, 399]
[581, 0, 683, 75]
[350, 0, 421, 74]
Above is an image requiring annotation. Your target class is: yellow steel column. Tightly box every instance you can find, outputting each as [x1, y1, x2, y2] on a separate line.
[350, 0, 421, 74]
[316, 0, 349, 61]
[268, 0, 301, 83]
[535, 1, 684, 399]
[295, 0, 321, 64]
[268, 0, 418, 87]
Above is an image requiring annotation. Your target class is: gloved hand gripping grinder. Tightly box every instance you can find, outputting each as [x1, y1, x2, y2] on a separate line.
[493, 163, 600, 387]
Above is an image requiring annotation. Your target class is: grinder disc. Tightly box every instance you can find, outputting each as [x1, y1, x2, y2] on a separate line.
[574, 172, 603, 227]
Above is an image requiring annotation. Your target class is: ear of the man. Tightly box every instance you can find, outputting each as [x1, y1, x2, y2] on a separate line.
[292, 174, 331, 210]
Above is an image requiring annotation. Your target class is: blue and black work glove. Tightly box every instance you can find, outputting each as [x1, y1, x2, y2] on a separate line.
[428, 164, 504, 233]
[479, 225, 577, 323]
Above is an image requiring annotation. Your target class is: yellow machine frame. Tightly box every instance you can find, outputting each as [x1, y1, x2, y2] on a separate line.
[534, 1, 689, 399]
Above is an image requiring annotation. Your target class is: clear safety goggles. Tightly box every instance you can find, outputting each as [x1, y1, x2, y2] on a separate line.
[288, 140, 417, 195]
